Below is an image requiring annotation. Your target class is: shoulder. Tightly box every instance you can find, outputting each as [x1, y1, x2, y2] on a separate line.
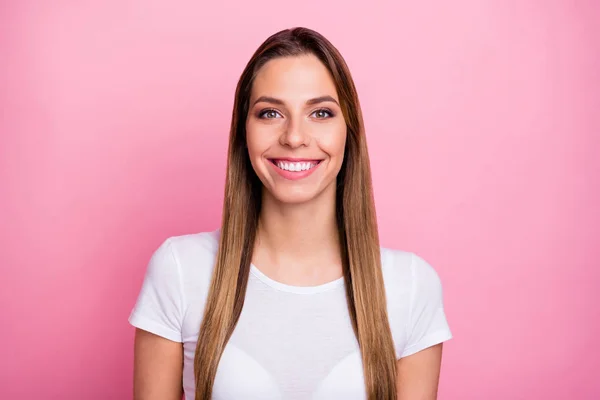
[380, 247, 443, 298]
[162, 229, 220, 269]
[144, 229, 221, 301]
[379, 247, 446, 321]
[132, 229, 221, 340]
[380, 247, 451, 357]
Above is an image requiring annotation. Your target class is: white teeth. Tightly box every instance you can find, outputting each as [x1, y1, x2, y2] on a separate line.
[276, 161, 317, 171]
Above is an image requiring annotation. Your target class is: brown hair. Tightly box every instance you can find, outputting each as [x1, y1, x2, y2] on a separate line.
[194, 27, 397, 399]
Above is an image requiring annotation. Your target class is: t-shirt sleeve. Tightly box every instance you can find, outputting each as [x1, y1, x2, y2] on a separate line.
[128, 238, 184, 343]
[400, 253, 452, 358]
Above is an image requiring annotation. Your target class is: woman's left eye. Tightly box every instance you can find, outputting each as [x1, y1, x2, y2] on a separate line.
[312, 109, 334, 119]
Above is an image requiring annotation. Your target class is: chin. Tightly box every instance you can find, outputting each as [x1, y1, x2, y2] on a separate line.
[266, 179, 338, 205]
[269, 189, 320, 205]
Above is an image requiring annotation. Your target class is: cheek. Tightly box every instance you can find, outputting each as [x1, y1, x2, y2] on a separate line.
[245, 127, 264, 178]
[318, 123, 347, 161]
[245, 124, 268, 160]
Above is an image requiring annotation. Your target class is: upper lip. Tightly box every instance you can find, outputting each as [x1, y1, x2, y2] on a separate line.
[269, 157, 323, 162]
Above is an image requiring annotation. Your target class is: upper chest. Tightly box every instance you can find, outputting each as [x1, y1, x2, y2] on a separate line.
[184, 275, 368, 399]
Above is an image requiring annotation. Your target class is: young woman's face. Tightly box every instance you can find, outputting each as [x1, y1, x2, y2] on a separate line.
[246, 54, 347, 205]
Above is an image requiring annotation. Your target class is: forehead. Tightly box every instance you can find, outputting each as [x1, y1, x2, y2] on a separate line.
[251, 54, 339, 103]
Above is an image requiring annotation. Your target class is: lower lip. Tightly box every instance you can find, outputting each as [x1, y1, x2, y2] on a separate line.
[269, 160, 322, 181]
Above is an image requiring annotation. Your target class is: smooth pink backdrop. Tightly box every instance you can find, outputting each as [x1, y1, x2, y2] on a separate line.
[1, 1, 599, 399]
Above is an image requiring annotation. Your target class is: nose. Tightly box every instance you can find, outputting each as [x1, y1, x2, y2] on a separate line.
[279, 118, 310, 148]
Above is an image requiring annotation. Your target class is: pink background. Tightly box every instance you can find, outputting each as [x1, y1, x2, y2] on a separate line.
[1, 1, 599, 399]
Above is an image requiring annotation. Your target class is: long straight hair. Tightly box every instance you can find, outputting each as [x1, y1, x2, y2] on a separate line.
[194, 27, 397, 399]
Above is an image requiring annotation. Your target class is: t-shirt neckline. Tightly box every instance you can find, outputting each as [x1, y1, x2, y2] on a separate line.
[250, 263, 345, 294]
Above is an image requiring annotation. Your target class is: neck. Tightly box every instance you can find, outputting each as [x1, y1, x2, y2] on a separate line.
[254, 186, 341, 271]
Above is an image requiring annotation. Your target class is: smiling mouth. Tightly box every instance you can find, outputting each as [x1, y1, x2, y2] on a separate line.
[269, 159, 323, 172]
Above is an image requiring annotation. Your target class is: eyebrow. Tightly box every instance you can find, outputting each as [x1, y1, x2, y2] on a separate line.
[251, 95, 340, 108]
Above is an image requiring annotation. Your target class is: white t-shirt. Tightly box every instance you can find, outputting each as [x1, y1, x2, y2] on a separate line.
[129, 229, 452, 400]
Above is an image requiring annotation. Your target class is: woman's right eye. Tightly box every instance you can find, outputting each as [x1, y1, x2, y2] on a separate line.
[258, 109, 282, 119]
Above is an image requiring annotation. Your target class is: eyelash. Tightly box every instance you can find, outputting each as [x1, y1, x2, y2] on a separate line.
[257, 108, 335, 119]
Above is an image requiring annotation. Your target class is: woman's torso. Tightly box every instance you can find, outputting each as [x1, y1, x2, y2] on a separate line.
[129, 230, 451, 399]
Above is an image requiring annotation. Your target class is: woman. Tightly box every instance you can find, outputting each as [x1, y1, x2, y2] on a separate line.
[129, 27, 452, 400]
